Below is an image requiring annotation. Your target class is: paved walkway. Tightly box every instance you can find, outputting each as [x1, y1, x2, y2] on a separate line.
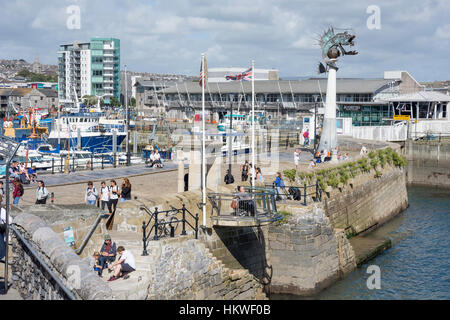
[26, 162, 180, 188]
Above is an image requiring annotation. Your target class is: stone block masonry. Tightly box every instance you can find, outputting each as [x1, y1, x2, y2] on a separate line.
[323, 167, 408, 235]
[10, 213, 113, 300]
[268, 207, 356, 296]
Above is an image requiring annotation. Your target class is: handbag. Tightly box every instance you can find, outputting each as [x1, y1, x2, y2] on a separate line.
[231, 199, 239, 209]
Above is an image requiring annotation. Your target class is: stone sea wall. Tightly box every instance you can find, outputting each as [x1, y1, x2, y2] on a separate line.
[405, 140, 450, 188]
[10, 212, 113, 300]
[268, 207, 355, 296]
[146, 236, 266, 300]
[323, 166, 408, 235]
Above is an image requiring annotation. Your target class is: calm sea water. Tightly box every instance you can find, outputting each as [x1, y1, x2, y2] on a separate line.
[273, 186, 450, 300]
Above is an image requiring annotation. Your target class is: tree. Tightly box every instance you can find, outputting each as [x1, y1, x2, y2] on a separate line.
[82, 95, 98, 106]
[130, 97, 136, 107]
[110, 97, 121, 107]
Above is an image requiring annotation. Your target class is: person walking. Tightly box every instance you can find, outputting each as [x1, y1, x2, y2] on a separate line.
[100, 181, 111, 213]
[120, 178, 131, 202]
[12, 178, 24, 205]
[35, 180, 49, 204]
[108, 180, 119, 214]
[256, 167, 264, 184]
[294, 148, 301, 169]
[241, 161, 249, 182]
[85, 181, 98, 206]
[303, 129, 310, 147]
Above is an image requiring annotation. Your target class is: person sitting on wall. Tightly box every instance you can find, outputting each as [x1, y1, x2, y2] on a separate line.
[153, 149, 163, 168]
[324, 150, 332, 162]
[107, 246, 136, 281]
[360, 144, 368, 156]
[97, 234, 116, 277]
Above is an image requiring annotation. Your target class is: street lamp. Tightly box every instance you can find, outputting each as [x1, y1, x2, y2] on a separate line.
[313, 95, 319, 155]
[124, 64, 130, 166]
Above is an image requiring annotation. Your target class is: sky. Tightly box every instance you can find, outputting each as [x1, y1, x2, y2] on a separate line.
[0, 0, 449, 81]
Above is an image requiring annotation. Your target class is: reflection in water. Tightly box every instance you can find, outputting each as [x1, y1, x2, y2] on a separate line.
[272, 186, 450, 300]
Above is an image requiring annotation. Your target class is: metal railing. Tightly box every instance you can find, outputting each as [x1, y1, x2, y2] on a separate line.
[9, 224, 77, 300]
[74, 212, 107, 255]
[141, 204, 199, 256]
[265, 182, 323, 206]
[207, 188, 278, 219]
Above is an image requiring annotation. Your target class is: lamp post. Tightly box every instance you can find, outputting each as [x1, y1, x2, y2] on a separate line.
[125, 65, 130, 166]
[314, 95, 319, 155]
[228, 95, 233, 175]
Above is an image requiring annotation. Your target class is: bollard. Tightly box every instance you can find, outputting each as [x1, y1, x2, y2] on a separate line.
[181, 204, 187, 236]
[195, 213, 199, 239]
[91, 154, 94, 171]
[153, 208, 159, 240]
[113, 153, 116, 168]
[51, 158, 54, 174]
[170, 225, 175, 238]
[101, 154, 104, 170]
[50, 192, 54, 204]
[303, 183, 307, 206]
[60, 155, 63, 173]
[142, 221, 148, 256]
[72, 156, 75, 172]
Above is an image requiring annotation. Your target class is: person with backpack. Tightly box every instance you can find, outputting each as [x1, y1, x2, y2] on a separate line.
[85, 181, 99, 206]
[12, 178, 24, 205]
[35, 180, 49, 204]
[100, 181, 111, 213]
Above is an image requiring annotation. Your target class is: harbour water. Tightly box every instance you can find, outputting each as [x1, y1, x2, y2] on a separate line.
[273, 186, 450, 300]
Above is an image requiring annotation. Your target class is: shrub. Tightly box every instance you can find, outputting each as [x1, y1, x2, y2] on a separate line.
[278, 210, 292, 224]
[370, 157, 379, 170]
[326, 172, 340, 189]
[368, 151, 376, 159]
[283, 169, 297, 183]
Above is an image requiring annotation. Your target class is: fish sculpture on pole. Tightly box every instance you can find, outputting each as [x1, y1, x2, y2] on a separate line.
[317, 27, 358, 153]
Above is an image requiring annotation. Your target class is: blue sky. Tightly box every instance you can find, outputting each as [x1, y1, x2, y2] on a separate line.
[1, 0, 449, 81]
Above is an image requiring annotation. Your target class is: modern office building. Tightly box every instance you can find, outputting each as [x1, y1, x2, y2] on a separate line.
[57, 38, 120, 106]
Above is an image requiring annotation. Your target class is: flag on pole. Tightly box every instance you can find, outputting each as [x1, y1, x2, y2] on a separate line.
[225, 67, 253, 81]
[199, 55, 208, 88]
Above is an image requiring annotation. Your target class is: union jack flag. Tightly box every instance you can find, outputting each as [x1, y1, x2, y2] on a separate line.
[199, 55, 208, 88]
[225, 67, 253, 81]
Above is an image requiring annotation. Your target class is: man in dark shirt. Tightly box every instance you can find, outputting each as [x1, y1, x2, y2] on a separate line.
[97, 234, 116, 277]
[224, 169, 235, 185]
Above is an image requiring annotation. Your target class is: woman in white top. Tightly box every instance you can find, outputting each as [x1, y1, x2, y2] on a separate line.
[108, 180, 120, 215]
[100, 181, 111, 213]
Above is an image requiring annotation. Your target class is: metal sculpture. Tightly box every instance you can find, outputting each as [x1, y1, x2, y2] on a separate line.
[317, 27, 358, 153]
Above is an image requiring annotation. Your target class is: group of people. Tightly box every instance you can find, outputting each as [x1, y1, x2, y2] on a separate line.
[147, 149, 164, 168]
[8, 161, 38, 185]
[85, 178, 132, 216]
[240, 161, 264, 184]
[0, 178, 49, 205]
[92, 234, 136, 282]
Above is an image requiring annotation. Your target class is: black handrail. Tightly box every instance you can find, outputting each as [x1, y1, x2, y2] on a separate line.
[141, 204, 199, 256]
[9, 225, 77, 300]
[266, 181, 322, 206]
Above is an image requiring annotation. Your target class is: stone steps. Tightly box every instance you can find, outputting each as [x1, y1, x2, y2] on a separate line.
[103, 270, 150, 300]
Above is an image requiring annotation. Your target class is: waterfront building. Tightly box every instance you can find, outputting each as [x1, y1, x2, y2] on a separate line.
[153, 70, 428, 125]
[0, 88, 58, 116]
[207, 67, 279, 82]
[57, 38, 120, 107]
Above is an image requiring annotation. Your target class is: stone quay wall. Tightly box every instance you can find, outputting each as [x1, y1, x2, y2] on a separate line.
[10, 212, 113, 300]
[405, 140, 450, 188]
[268, 207, 355, 296]
[146, 236, 266, 300]
[323, 166, 408, 235]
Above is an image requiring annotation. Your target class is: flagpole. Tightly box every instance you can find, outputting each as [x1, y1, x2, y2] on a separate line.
[201, 53, 207, 227]
[251, 59, 255, 187]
